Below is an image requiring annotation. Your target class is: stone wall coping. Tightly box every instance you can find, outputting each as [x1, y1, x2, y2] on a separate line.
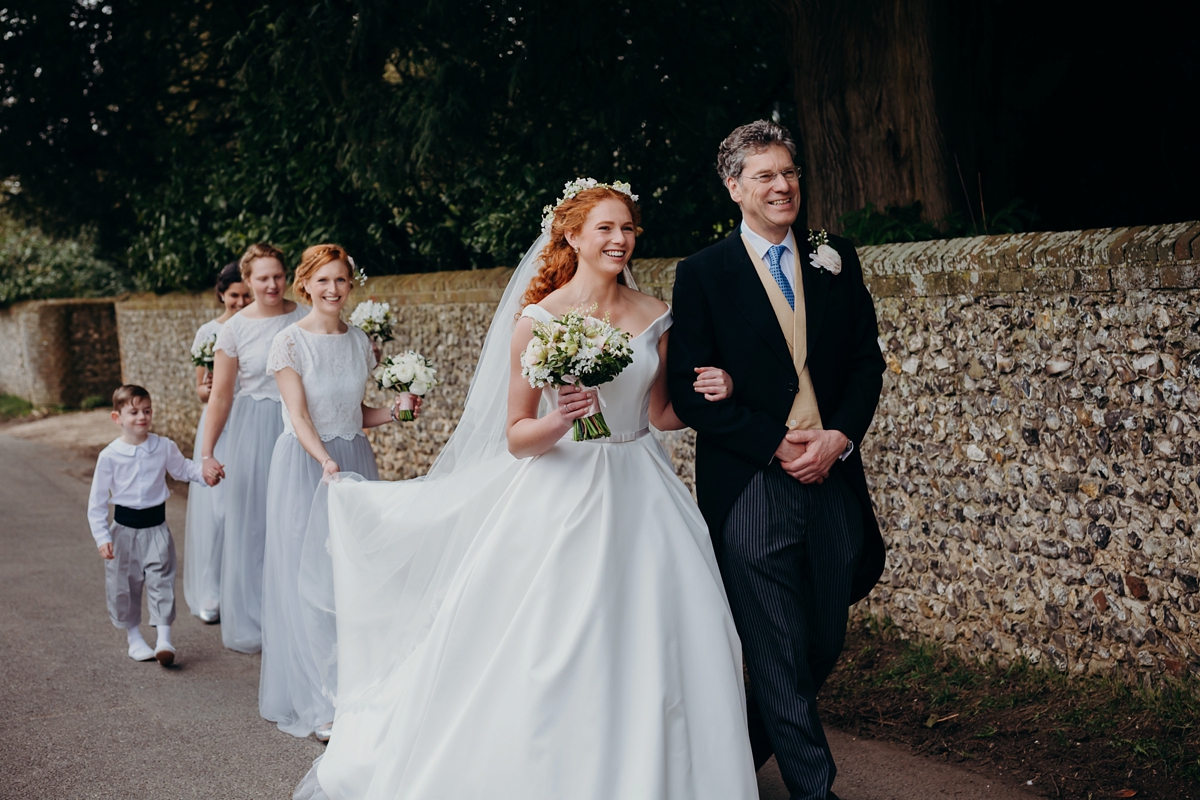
[104, 220, 1200, 310]
[1, 296, 124, 314]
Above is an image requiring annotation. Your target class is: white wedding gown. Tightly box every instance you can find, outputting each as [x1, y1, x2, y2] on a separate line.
[296, 305, 756, 800]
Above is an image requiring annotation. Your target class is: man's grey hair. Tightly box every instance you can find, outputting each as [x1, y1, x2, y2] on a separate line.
[716, 120, 797, 183]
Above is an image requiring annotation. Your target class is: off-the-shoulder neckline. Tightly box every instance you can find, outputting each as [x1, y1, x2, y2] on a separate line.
[523, 304, 670, 341]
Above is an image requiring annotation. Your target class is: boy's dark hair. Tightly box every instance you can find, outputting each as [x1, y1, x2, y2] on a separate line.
[112, 384, 151, 412]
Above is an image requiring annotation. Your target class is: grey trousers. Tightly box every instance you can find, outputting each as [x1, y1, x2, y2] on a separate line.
[718, 464, 863, 800]
[105, 522, 177, 629]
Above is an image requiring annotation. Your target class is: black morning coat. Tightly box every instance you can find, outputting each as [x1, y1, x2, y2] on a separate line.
[667, 227, 887, 604]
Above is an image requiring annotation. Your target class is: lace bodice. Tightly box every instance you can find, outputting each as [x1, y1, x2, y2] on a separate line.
[215, 305, 309, 399]
[521, 304, 672, 438]
[267, 324, 375, 441]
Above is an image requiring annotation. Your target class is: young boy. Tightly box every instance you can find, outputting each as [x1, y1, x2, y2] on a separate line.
[87, 385, 211, 665]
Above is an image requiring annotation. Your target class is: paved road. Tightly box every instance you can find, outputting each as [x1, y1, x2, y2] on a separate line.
[0, 418, 1037, 799]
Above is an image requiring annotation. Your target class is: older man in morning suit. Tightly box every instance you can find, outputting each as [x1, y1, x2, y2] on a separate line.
[667, 120, 886, 800]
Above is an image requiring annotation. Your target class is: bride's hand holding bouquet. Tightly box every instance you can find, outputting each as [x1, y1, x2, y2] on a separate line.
[520, 305, 634, 441]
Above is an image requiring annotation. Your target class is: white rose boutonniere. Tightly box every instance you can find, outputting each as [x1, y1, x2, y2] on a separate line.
[807, 229, 842, 275]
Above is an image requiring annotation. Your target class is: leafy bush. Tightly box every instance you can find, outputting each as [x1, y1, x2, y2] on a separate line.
[0, 213, 129, 308]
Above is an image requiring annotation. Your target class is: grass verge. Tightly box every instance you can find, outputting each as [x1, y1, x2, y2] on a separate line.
[0, 393, 35, 421]
[823, 617, 1200, 799]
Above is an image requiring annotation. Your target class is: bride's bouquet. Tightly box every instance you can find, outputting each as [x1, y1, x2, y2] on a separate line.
[520, 305, 634, 441]
[374, 351, 438, 421]
[349, 299, 394, 343]
[191, 333, 217, 370]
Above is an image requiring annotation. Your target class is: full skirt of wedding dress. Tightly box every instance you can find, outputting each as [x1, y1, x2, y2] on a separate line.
[220, 394, 283, 653]
[297, 434, 757, 800]
[260, 433, 379, 738]
[183, 407, 226, 619]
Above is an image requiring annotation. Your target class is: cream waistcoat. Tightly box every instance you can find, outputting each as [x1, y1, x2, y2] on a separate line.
[741, 235, 822, 431]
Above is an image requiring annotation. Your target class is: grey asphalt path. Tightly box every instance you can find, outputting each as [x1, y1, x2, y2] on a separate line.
[0, 429, 322, 799]
[0, 418, 1038, 800]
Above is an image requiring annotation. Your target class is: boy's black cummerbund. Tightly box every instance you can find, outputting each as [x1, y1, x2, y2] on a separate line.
[114, 503, 166, 529]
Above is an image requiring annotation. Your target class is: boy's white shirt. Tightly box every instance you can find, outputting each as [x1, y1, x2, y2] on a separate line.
[86, 433, 203, 546]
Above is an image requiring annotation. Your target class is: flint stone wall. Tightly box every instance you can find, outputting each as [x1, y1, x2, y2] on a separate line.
[859, 221, 1200, 679]
[111, 220, 1200, 678]
[0, 298, 121, 407]
[114, 295, 233, 450]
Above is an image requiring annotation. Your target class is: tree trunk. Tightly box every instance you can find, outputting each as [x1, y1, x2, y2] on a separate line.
[772, 0, 969, 232]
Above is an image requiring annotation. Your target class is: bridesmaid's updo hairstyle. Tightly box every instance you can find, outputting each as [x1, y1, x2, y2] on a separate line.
[292, 243, 353, 304]
[238, 243, 287, 282]
[522, 187, 642, 309]
[214, 261, 242, 302]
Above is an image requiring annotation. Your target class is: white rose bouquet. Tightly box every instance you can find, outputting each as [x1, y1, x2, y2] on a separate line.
[374, 350, 438, 421]
[191, 333, 217, 370]
[349, 299, 394, 343]
[520, 305, 634, 441]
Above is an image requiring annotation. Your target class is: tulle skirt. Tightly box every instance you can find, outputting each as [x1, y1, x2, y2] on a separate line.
[220, 394, 284, 653]
[183, 407, 226, 619]
[295, 435, 756, 800]
[260, 433, 379, 738]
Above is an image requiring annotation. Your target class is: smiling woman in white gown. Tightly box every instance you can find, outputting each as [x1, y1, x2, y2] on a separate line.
[295, 183, 757, 800]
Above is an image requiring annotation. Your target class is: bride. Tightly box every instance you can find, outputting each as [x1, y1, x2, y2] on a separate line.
[295, 181, 758, 799]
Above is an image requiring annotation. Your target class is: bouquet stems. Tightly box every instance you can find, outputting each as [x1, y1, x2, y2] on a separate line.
[572, 411, 612, 442]
[395, 391, 416, 422]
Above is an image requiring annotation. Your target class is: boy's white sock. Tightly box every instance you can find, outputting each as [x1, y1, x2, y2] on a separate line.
[126, 626, 154, 661]
[154, 624, 172, 650]
[127, 626, 147, 647]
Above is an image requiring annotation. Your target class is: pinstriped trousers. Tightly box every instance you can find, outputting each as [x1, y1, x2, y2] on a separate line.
[717, 463, 863, 800]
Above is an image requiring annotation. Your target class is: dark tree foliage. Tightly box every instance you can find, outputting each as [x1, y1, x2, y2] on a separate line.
[1, 0, 792, 291]
[4, 1, 1197, 295]
[987, 1, 1200, 231]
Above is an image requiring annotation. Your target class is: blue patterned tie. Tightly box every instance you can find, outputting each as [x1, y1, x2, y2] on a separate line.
[765, 244, 794, 310]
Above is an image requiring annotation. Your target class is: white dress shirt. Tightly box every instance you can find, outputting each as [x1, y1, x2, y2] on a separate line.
[87, 434, 202, 546]
[741, 220, 799, 294]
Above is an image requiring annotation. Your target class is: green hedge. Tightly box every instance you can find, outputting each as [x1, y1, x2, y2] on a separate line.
[0, 212, 129, 308]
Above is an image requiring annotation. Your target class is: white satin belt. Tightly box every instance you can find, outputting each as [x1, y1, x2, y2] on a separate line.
[576, 427, 650, 444]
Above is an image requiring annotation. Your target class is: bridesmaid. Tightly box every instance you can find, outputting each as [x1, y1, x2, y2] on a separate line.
[202, 243, 308, 653]
[258, 244, 400, 741]
[183, 262, 250, 623]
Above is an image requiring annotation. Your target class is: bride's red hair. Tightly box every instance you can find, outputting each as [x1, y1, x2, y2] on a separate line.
[521, 187, 643, 309]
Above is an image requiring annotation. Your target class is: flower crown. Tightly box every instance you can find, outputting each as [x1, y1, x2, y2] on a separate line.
[347, 255, 367, 286]
[540, 178, 639, 235]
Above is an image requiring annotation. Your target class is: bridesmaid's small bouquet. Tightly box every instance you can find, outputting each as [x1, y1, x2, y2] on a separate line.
[375, 351, 438, 421]
[349, 299, 394, 343]
[191, 334, 217, 370]
[520, 305, 633, 441]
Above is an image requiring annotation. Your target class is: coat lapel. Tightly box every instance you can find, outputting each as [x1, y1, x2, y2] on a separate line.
[797, 230, 830, 354]
[721, 232, 793, 371]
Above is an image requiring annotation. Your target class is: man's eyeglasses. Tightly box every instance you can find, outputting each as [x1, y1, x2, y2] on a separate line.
[740, 168, 800, 185]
